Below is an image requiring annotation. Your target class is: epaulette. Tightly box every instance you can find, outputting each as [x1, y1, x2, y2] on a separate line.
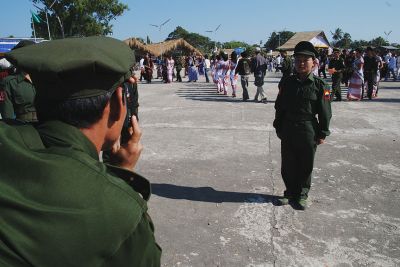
[313, 76, 327, 88]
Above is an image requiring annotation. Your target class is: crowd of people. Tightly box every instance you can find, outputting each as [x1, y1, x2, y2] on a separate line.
[134, 45, 400, 103]
[320, 47, 399, 101]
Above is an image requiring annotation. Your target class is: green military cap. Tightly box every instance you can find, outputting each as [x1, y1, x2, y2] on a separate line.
[333, 48, 340, 53]
[294, 41, 319, 58]
[5, 36, 134, 101]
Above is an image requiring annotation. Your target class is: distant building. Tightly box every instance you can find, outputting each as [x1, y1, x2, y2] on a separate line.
[277, 31, 331, 53]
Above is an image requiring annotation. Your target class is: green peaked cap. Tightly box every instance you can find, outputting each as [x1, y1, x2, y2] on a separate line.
[294, 41, 319, 58]
[6, 36, 134, 101]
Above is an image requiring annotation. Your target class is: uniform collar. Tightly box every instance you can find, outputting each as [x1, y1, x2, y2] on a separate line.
[15, 72, 31, 84]
[36, 120, 99, 160]
[296, 72, 314, 83]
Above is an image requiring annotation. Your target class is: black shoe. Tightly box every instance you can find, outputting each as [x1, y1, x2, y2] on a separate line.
[292, 199, 307, 210]
[261, 98, 267, 103]
[277, 197, 289, 206]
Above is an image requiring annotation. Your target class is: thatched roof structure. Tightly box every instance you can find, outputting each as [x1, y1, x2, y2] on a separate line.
[145, 38, 202, 57]
[277, 31, 331, 51]
[123, 38, 152, 56]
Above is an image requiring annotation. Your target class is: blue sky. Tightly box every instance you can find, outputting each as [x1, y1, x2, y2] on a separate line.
[1, 0, 398, 45]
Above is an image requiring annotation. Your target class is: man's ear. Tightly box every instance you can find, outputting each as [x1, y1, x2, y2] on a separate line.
[109, 87, 125, 122]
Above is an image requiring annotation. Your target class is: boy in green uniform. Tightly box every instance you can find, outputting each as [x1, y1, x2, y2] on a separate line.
[274, 41, 332, 210]
[278, 50, 293, 82]
[328, 48, 345, 101]
[0, 37, 161, 266]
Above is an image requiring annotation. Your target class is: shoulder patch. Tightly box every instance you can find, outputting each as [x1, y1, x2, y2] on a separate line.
[324, 89, 330, 100]
[323, 84, 331, 101]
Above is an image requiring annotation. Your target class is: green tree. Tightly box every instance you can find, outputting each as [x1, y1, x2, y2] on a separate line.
[350, 39, 369, 49]
[222, 41, 249, 49]
[146, 35, 151, 44]
[30, 0, 128, 39]
[166, 26, 189, 40]
[336, 32, 352, 48]
[264, 31, 295, 50]
[331, 28, 343, 46]
[166, 26, 214, 53]
[135, 37, 145, 44]
[369, 36, 389, 47]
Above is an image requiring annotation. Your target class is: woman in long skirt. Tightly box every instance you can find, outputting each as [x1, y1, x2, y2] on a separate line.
[188, 56, 198, 82]
[216, 54, 228, 94]
[212, 55, 219, 85]
[166, 55, 175, 83]
[229, 52, 239, 97]
[347, 49, 364, 101]
[143, 55, 154, 83]
[198, 56, 205, 76]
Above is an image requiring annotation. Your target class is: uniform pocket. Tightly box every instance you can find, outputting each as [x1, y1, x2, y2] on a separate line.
[302, 90, 317, 100]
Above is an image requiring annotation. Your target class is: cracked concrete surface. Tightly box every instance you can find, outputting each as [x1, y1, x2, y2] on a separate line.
[135, 73, 400, 267]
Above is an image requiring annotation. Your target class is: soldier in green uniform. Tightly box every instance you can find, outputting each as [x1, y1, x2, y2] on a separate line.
[0, 36, 161, 266]
[274, 41, 332, 210]
[278, 50, 293, 82]
[328, 48, 345, 101]
[0, 40, 37, 122]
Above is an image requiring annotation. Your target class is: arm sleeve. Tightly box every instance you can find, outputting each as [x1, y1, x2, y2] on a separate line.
[280, 58, 289, 72]
[340, 60, 345, 69]
[235, 60, 242, 75]
[0, 81, 16, 119]
[317, 81, 332, 138]
[273, 81, 286, 137]
[102, 213, 162, 267]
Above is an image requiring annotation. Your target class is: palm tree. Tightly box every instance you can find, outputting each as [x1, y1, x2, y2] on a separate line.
[330, 28, 343, 42]
[341, 33, 352, 48]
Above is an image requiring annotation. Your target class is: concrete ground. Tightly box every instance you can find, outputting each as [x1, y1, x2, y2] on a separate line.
[134, 72, 400, 267]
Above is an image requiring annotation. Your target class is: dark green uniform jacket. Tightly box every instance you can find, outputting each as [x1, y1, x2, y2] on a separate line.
[274, 73, 331, 139]
[280, 56, 293, 79]
[0, 120, 161, 267]
[328, 58, 345, 72]
[0, 73, 36, 121]
[274, 73, 332, 198]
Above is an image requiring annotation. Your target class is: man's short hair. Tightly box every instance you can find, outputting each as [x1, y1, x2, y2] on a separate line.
[35, 92, 113, 128]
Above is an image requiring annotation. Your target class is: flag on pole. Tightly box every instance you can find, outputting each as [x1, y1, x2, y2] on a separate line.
[30, 10, 43, 24]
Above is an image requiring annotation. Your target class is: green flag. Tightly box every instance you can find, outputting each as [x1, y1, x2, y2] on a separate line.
[30, 10, 42, 24]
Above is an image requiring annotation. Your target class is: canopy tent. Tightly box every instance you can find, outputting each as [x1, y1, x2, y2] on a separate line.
[277, 31, 331, 51]
[380, 45, 400, 50]
[0, 38, 45, 56]
[144, 38, 203, 57]
[123, 38, 153, 56]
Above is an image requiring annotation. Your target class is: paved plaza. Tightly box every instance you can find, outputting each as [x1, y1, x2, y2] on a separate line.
[135, 73, 400, 267]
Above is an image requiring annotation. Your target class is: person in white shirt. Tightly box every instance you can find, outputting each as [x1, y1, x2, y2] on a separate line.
[275, 54, 282, 72]
[386, 53, 397, 81]
[396, 55, 400, 79]
[312, 57, 319, 76]
[139, 56, 145, 81]
[204, 54, 211, 83]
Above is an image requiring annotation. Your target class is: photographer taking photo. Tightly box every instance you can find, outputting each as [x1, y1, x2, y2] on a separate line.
[0, 36, 161, 266]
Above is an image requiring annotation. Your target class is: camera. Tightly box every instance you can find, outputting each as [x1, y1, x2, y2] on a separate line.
[121, 81, 139, 144]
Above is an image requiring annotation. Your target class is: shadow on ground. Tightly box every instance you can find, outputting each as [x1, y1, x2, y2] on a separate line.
[365, 98, 400, 103]
[152, 183, 280, 204]
[176, 86, 276, 103]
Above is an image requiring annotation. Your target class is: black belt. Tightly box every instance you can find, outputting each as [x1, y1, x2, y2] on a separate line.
[285, 113, 315, 122]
